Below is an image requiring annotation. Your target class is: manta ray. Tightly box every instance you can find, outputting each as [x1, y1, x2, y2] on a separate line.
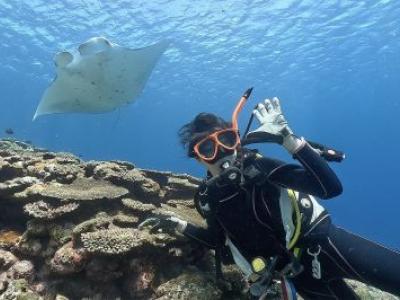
[33, 37, 169, 120]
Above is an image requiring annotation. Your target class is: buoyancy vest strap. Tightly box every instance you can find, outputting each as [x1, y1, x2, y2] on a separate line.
[215, 223, 223, 280]
[280, 276, 298, 300]
[225, 236, 254, 279]
[287, 189, 302, 250]
[293, 247, 302, 258]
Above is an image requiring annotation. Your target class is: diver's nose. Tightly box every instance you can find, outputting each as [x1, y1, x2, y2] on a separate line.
[219, 146, 230, 154]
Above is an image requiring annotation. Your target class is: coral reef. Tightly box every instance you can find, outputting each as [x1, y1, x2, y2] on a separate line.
[26, 177, 129, 202]
[155, 270, 222, 300]
[122, 198, 156, 212]
[49, 242, 88, 275]
[80, 228, 145, 255]
[0, 177, 40, 196]
[23, 201, 79, 220]
[0, 139, 222, 300]
[0, 139, 398, 300]
[0, 250, 17, 270]
[0, 230, 21, 250]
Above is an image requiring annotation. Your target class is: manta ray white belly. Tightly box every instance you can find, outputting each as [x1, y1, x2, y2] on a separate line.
[33, 37, 169, 120]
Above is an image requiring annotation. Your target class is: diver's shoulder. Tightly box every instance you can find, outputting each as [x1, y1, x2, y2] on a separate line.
[242, 147, 285, 166]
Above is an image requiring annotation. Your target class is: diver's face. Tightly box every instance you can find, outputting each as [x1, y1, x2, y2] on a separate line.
[192, 127, 240, 176]
[198, 148, 237, 177]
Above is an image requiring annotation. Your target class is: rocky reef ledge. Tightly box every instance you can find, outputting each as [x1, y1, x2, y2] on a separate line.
[0, 139, 398, 300]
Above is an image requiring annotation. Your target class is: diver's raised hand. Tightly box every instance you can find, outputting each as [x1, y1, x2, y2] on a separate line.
[250, 97, 293, 142]
[138, 215, 187, 234]
[247, 97, 303, 153]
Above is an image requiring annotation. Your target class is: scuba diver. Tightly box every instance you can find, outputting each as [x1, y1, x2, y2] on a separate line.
[140, 89, 400, 299]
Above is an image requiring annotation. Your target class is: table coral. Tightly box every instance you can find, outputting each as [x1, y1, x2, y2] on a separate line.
[23, 201, 79, 220]
[80, 228, 146, 255]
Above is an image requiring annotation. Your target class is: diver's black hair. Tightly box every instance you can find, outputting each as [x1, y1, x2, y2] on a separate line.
[178, 113, 232, 157]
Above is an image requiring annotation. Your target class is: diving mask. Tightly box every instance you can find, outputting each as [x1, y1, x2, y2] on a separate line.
[193, 128, 240, 162]
[193, 87, 254, 162]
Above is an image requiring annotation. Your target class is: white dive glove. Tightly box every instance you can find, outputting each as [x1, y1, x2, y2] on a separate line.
[138, 215, 187, 234]
[249, 97, 303, 154]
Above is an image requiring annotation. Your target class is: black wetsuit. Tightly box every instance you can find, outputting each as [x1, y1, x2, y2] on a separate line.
[181, 142, 400, 299]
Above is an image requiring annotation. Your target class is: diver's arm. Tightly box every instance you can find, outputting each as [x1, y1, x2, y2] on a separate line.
[181, 223, 216, 249]
[254, 140, 342, 199]
[249, 97, 342, 199]
[139, 215, 216, 248]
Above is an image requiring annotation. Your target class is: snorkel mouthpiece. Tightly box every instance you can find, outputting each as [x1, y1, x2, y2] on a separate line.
[243, 87, 254, 99]
[219, 159, 241, 185]
[221, 160, 231, 170]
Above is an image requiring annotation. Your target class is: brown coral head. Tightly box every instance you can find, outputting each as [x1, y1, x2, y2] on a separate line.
[50, 242, 88, 275]
[0, 229, 22, 249]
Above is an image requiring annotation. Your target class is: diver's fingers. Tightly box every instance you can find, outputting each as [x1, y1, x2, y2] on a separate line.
[272, 97, 282, 113]
[161, 211, 177, 218]
[253, 109, 264, 123]
[256, 102, 268, 118]
[264, 99, 273, 113]
[149, 224, 162, 234]
[138, 218, 159, 229]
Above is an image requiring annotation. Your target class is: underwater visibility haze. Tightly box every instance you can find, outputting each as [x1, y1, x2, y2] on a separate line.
[1, 0, 400, 251]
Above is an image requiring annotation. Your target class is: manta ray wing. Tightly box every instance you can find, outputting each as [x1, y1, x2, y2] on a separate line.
[33, 37, 169, 120]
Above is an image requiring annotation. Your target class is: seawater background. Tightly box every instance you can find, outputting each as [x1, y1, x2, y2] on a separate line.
[0, 0, 399, 249]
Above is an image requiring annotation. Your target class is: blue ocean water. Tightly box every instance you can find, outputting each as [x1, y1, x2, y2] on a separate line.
[0, 0, 399, 249]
